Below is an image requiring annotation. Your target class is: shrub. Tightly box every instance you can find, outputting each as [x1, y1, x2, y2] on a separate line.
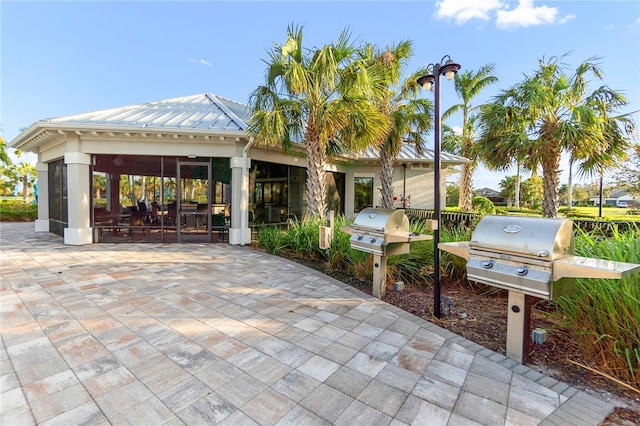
[283, 216, 322, 257]
[0, 201, 37, 222]
[471, 196, 496, 215]
[256, 226, 289, 254]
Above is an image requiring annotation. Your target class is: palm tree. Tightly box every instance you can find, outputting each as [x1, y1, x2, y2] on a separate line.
[0, 137, 10, 165]
[498, 175, 517, 206]
[92, 174, 107, 199]
[11, 162, 36, 202]
[477, 113, 540, 210]
[248, 25, 390, 219]
[367, 41, 434, 209]
[442, 64, 497, 212]
[480, 54, 634, 217]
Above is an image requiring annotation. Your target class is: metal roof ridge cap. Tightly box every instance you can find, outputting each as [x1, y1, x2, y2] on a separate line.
[205, 93, 249, 130]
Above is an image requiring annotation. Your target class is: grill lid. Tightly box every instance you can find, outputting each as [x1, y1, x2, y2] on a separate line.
[469, 215, 573, 260]
[352, 208, 409, 234]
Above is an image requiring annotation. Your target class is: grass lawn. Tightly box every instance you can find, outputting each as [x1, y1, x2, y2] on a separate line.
[564, 206, 639, 220]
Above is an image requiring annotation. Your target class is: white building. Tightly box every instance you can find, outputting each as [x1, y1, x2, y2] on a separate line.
[9, 93, 468, 245]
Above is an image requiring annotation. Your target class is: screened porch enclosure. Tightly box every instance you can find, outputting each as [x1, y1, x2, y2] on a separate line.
[91, 154, 231, 243]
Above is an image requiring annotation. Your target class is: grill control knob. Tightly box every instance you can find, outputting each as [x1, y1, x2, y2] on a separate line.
[370, 238, 377, 244]
[516, 266, 528, 276]
[357, 235, 363, 241]
[482, 260, 493, 269]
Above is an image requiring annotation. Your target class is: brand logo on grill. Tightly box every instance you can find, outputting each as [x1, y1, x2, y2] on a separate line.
[504, 224, 522, 234]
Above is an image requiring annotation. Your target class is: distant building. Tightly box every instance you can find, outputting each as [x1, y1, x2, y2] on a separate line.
[474, 187, 504, 203]
[589, 189, 637, 208]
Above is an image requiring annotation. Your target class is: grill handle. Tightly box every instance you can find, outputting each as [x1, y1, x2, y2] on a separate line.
[469, 242, 550, 259]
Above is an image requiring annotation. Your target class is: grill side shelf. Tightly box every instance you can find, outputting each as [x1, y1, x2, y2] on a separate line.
[438, 242, 471, 260]
[552, 256, 640, 280]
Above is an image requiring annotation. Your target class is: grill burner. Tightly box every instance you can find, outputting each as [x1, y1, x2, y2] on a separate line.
[439, 215, 640, 362]
[342, 208, 432, 297]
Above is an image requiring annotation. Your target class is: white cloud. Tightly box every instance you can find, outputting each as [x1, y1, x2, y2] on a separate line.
[496, 0, 572, 30]
[189, 58, 212, 66]
[435, 0, 575, 30]
[435, 0, 506, 24]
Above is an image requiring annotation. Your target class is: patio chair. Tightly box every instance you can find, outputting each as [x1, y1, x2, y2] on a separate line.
[129, 212, 147, 236]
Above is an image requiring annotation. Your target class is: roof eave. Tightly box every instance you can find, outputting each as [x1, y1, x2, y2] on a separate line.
[10, 121, 249, 152]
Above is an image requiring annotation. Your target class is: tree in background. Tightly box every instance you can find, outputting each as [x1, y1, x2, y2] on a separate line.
[498, 175, 517, 206]
[248, 24, 390, 219]
[11, 162, 37, 202]
[93, 174, 107, 199]
[615, 142, 640, 195]
[446, 183, 460, 206]
[0, 163, 18, 195]
[479, 54, 634, 217]
[0, 136, 10, 165]
[520, 175, 543, 208]
[442, 64, 497, 212]
[364, 41, 433, 209]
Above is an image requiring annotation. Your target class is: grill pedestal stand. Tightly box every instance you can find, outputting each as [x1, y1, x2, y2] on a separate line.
[372, 255, 387, 298]
[506, 292, 533, 363]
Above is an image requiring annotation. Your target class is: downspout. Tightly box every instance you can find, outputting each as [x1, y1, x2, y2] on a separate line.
[241, 137, 255, 245]
[402, 163, 407, 200]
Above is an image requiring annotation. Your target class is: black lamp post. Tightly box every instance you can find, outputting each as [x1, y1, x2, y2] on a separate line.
[417, 55, 461, 318]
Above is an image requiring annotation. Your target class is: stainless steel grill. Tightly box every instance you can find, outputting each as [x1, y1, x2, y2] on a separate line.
[439, 215, 640, 362]
[347, 208, 413, 255]
[342, 208, 432, 298]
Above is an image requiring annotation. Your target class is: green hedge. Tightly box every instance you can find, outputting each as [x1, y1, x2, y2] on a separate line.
[0, 201, 38, 222]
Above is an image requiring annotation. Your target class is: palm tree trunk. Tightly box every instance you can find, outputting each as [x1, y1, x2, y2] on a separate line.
[458, 163, 475, 212]
[304, 138, 327, 219]
[567, 157, 573, 210]
[380, 147, 395, 209]
[515, 162, 521, 209]
[541, 144, 561, 218]
[22, 177, 29, 202]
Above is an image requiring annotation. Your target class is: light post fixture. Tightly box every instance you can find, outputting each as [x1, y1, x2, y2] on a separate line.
[417, 55, 461, 318]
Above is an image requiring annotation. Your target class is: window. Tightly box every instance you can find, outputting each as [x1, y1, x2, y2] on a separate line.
[354, 177, 373, 213]
[48, 159, 68, 235]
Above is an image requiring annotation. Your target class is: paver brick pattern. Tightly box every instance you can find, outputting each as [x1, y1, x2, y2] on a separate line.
[0, 223, 613, 425]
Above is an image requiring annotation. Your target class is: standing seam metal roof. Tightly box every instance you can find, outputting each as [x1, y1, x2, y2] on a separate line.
[43, 93, 251, 132]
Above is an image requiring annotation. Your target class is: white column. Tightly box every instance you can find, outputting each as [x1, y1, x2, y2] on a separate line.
[34, 162, 49, 232]
[64, 152, 92, 245]
[228, 156, 251, 245]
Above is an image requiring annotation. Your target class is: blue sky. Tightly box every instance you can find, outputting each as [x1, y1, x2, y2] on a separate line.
[2, 0, 639, 190]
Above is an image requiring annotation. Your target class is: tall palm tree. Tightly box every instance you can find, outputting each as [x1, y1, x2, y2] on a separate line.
[442, 64, 497, 212]
[11, 162, 36, 202]
[248, 25, 390, 219]
[480, 55, 634, 217]
[365, 41, 433, 209]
